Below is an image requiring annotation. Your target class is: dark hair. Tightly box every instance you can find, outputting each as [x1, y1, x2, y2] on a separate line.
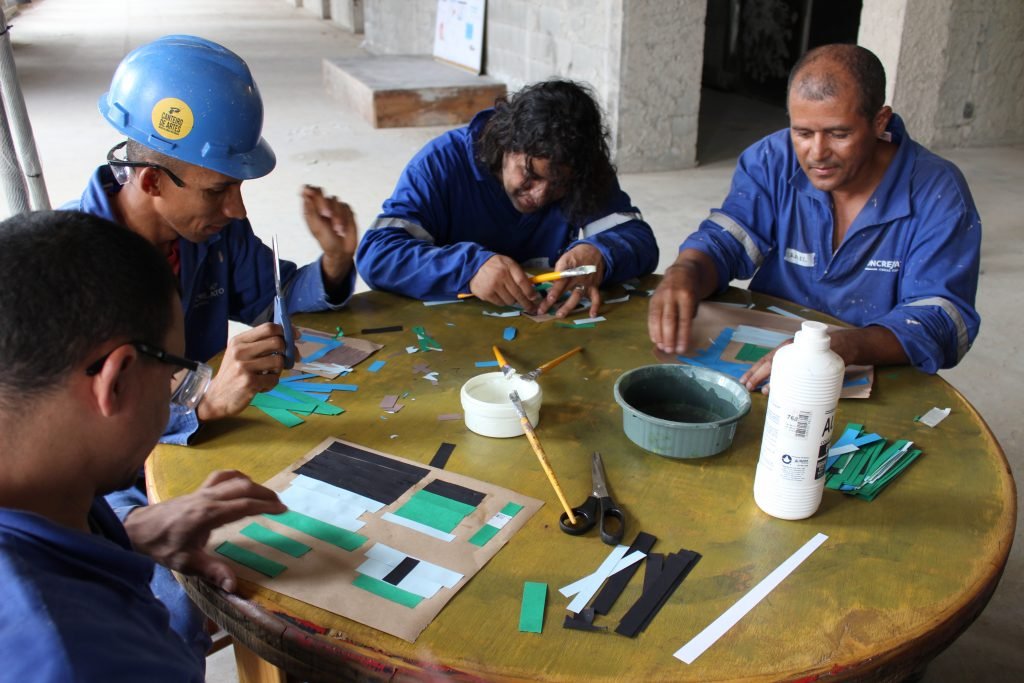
[476, 79, 615, 223]
[788, 44, 886, 120]
[0, 210, 178, 406]
[125, 138, 186, 175]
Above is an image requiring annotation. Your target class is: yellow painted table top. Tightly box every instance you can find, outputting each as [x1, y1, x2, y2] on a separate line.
[149, 283, 1015, 682]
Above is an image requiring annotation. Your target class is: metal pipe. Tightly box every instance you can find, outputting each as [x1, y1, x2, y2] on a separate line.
[0, 7, 49, 212]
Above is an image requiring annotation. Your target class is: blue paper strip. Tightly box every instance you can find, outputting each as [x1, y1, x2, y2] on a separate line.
[475, 360, 499, 368]
[368, 360, 386, 372]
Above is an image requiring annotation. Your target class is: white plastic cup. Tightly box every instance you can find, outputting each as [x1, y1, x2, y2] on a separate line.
[753, 321, 844, 520]
[460, 372, 542, 438]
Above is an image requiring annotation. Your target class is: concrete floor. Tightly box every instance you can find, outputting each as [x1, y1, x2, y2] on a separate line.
[7, 0, 1022, 680]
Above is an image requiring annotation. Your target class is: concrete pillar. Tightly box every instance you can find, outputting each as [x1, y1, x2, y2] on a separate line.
[859, 0, 1024, 148]
[613, 0, 706, 172]
[330, 0, 364, 33]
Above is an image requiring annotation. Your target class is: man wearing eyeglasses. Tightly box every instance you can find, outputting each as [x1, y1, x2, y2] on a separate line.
[0, 210, 287, 680]
[65, 35, 359, 445]
[356, 79, 658, 317]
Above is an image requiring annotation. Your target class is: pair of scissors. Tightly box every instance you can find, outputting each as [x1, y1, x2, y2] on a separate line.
[559, 452, 625, 545]
[271, 235, 295, 369]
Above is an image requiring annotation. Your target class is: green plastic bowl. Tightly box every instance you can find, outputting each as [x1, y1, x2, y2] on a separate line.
[613, 364, 751, 458]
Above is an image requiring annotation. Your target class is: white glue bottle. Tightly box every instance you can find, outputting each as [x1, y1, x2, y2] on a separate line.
[753, 321, 844, 520]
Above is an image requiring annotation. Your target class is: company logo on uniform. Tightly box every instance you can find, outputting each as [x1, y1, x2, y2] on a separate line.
[781, 454, 793, 464]
[864, 259, 901, 273]
[151, 97, 195, 140]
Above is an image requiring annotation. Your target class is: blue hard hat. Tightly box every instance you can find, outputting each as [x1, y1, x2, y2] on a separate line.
[98, 35, 276, 180]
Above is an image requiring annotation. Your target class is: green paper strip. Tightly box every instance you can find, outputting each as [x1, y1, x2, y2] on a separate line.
[468, 524, 500, 547]
[255, 406, 305, 427]
[519, 582, 547, 633]
[501, 502, 525, 516]
[556, 322, 595, 329]
[264, 510, 367, 551]
[353, 574, 423, 608]
[240, 523, 312, 558]
[735, 343, 771, 362]
[272, 384, 323, 405]
[215, 541, 287, 578]
[394, 491, 472, 533]
[252, 393, 315, 414]
[313, 402, 344, 416]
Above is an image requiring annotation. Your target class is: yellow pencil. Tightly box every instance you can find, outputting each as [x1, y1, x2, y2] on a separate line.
[508, 390, 577, 524]
[529, 265, 597, 284]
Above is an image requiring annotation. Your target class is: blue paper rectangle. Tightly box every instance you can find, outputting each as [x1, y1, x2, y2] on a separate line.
[367, 360, 386, 373]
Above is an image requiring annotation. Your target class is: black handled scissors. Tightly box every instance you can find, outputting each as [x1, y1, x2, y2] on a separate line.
[559, 452, 625, 545]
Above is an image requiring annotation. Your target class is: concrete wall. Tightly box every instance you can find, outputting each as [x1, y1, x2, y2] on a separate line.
[860, 0, 1024, 148]
[363, 0, 436, 55]
[362, 0, 704, 171]
[329, 0, 364, 33]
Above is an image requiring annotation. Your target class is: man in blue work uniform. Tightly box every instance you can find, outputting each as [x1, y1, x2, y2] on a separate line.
[64, 34, 358, 659]
[648, 44, 981, 389]
[67, 35, 358, 445]
[0, 210, 287, 681]
[356, 79, 658, 317]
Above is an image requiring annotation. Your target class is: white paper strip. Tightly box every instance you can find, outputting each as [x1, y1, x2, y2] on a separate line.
[673, 533, 828, 664]
[381, 512, 456, 542]
[278, 485, 367, 532]
[289, 474, 384, 512]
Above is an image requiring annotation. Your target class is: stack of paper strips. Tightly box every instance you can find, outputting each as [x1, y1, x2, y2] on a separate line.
[824, 423, 923, 500]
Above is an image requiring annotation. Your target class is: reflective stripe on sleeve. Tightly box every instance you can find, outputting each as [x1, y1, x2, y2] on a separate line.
[582, 211, 643, 238]
[368, 217, 435, 243]
[906, 296, 971, 361]
[707, 210, 763, 267]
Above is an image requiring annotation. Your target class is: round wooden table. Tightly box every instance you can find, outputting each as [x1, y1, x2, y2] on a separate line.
[148, 283, 1015, 682]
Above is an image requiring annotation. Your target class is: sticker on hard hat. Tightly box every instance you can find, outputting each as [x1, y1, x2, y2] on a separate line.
[151, 98, 194, 140]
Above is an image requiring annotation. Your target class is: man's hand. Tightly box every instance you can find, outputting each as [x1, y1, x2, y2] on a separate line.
[738, 340, 789, 393]
[302, 185, 358, 288]
[648, 250, 719, 354]
[468, 255, 541, 311]
[124, 470, 287, 592]
[537, 244, 605, 317]
[738, 326, 908, 394]
[195, 323, 286, 422]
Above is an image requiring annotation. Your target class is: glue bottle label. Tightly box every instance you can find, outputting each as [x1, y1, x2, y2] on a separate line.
[758, 401, 835, 483]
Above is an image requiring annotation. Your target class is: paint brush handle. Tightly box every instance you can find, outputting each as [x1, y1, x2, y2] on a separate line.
[537, 346, 583, 374]
[530, 271, 566, 284]
[492, 345, 510, 368]
[519, 417, 577, 525]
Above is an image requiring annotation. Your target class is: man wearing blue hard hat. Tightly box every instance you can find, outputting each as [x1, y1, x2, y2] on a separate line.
[67, 34, 358, 445]
[63, 34, 358, 660]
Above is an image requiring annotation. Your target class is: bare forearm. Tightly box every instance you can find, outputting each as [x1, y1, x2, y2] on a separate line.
[829, 326, 909, 367]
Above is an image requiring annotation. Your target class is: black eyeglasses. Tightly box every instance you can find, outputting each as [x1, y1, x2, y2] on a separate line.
[85, 341, 213, 411]
[107, 141, 187, 188]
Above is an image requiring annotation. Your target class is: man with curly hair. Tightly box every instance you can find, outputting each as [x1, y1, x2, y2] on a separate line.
[356, 80, 658, 317]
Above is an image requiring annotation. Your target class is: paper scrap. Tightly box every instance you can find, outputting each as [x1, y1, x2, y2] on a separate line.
[917, 407, 951, 427]
[574, 316, 606, 325]
[503, 326, 518, 341]
[520, 582, 547, 633]
[367, 360, 386, 373]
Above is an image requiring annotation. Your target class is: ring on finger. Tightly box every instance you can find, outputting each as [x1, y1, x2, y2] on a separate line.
[573, 284, 586, 292]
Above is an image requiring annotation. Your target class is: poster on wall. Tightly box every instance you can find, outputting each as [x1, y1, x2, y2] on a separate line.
[433, 0, 486, 73]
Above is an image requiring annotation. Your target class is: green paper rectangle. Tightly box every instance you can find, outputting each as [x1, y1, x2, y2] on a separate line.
[264, 510, 367, 551]
[557, 322, 595, 328]
[414, 489, 478, 517]
[394, 491, 472, 533]
[500, 502, 525, 517]
[312, 402, 345, 415]
[468, 524, 500, 547]
[240, 523, 311, 558]
[215, 541, 287, 578]
[735, 343, 771, 362]
[519, 582, 546, 633]
[255, 406, 305, 427]
[252, 393, 315, 414]
[353, 574, 423, 608]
